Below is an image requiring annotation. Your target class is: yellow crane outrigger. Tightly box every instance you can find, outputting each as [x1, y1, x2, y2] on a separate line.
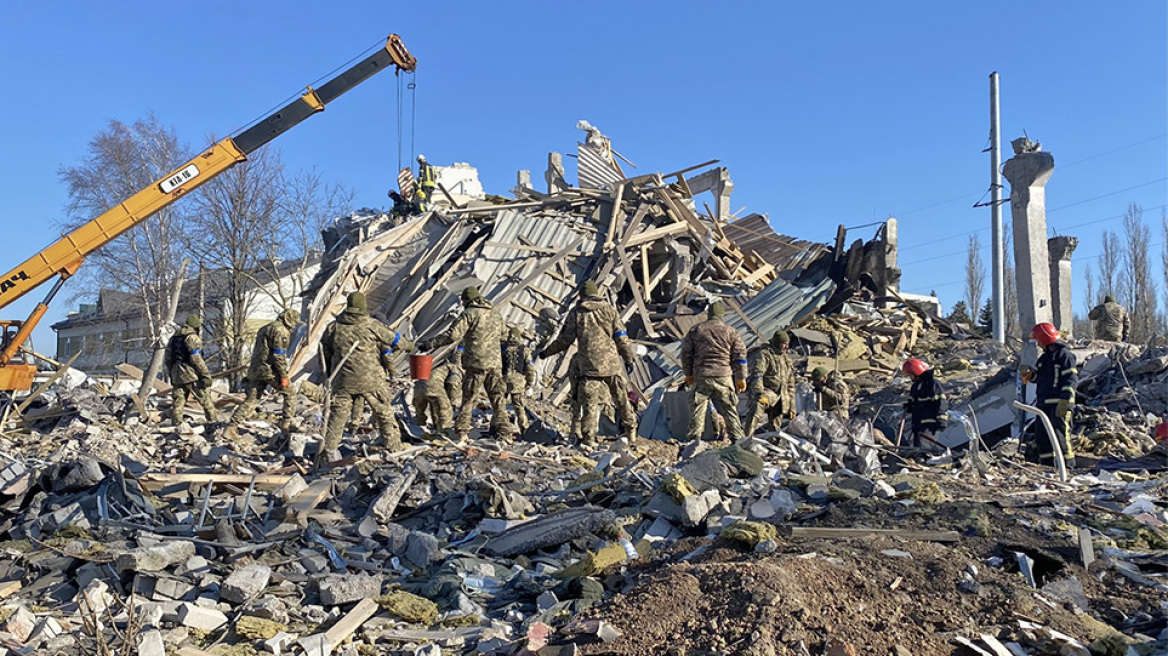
[0, 35, 416, 391]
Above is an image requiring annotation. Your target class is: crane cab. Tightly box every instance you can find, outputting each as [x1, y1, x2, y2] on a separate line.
[0, 321, 36, 392]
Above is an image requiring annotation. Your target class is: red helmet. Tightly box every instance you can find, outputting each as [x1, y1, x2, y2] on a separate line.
[1155, 422, 1168, 441]
[902, 358, 927, 377]
[1031, 323, 1060, 347]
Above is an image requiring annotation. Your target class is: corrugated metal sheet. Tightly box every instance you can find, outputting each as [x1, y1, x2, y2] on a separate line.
[723, 214, 830, 278]
[475, 210, 597, 328]
[577, 142, 623, 190]
[725, 276, 837, 349]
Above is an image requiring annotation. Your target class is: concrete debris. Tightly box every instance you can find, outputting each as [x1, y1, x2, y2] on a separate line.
[0, 128, 1160, 655]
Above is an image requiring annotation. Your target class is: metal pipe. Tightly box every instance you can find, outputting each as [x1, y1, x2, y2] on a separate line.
[990, 72, 1005, 343]
[1012, 400, 1068, 482]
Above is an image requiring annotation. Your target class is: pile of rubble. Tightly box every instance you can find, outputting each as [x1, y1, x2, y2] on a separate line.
[0, 126, 1161, 655]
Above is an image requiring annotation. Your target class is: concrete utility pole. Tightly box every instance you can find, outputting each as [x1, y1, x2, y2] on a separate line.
[1003, 137, 1055, 368]
[990, 72, 1005, 343]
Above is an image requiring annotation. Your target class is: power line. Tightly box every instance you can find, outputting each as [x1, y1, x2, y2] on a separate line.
[1047, 177, 1167, 213]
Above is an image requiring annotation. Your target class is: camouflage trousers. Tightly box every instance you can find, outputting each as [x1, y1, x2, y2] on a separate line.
[457, 367, 512, 435]
[446, 371, 463, 409]
[171, 382, 216, 424]
[580, 375, 636, 443]
[230, 378, 293, 429]
[687, 376, 743, 441]
[413, 384, 453, 432]
[743, 389, 782, 436]
[324, 387, 402, 454]
[505, 373, 530, 433]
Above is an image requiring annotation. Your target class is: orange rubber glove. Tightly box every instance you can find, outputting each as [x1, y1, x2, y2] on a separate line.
[735, 379, 746, 393]
[685, 375, 694, 387]
[280, 377, 290, 389]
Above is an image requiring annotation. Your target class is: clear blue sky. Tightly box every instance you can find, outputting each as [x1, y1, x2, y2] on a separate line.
[1, 2, 1164, 353]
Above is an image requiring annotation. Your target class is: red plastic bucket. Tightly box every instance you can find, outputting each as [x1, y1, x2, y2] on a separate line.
[410, 354, 433, 380]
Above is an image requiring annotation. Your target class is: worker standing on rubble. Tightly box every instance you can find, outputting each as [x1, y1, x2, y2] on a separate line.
[1088, 295, 1130, 342]
[230, 309, 300, 433]
[502, 326, 537, 435]
[681, 301, 747, 441]
[902, 358, 948, 448]
[319, 292, 409, 467]
[417, 286, 513, 440]
[539, 281, 637, 445]
[744, 330, 797, 436]
[810, 367, 850, 420]
[165, 314, 217, 425]
[1021, 323, 1078, 469]
[413, 354, 454, 436]
[415, 154, 437, 211]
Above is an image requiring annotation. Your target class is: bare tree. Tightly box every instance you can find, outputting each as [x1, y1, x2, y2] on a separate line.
[1121, 203, 1157, 342]
[1098, 229, 1122, 300]
[57, 115, 193, 374]
[964, 233, 985, 321]
[253, 166, 354, 310]
[1082, 260, 1096, 312]
[187, 145, 286, 374]
[1004, 228, 1019, 339]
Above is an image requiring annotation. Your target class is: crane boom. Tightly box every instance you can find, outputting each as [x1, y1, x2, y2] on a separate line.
[0, 35, 416, 391]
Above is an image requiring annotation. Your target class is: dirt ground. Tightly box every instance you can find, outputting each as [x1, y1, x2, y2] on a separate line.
[573, 494, 1163, 656]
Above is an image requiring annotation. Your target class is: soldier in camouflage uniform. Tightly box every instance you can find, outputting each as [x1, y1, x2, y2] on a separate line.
[565, 353, 587, 440]
[681, 301, 747, 441]
[502, 326, 537, 434]
[413, 355, 454, 434]
[811, 366, 850, 420]
[231, 309, 299, 431]
[540, 281, 636, 444]
[418, 286, 513, 438]
[1088, 294, 1130, 342]
[445, 346, 464, 409]
[744, 330, 797, 436]
[165, 314, 216, 424]
[320, 292, 411, 466]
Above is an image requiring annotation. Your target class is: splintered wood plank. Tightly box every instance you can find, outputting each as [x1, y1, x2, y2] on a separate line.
[288, 479, 334, 523]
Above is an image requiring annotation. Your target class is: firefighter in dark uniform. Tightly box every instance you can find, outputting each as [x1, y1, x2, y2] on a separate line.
[902, 358, 948, 448]
[1021, 323, 1077, 469]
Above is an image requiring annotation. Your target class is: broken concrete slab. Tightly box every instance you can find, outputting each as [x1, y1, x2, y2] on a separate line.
[484, 508, 617, 557]
[115, 540, 196, 574]
[221, 563, 272, 604]
[318, 574, 382, 606]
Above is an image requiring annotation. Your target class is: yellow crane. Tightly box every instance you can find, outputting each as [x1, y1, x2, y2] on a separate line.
[0, 35, 416, 391]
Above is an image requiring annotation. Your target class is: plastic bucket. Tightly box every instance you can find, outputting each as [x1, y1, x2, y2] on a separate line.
[410, 354, 433, 380]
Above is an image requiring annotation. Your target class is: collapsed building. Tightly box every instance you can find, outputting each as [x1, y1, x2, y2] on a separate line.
[0, 125, 1161, 656]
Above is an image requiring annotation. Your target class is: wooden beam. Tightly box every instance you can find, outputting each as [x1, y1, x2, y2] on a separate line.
[604, 183, 625, 252]
[624, 222, 688, 248]
[139, 473, 292, 490]
[618, 248, 658, 338]
[16, 351, 81, 414]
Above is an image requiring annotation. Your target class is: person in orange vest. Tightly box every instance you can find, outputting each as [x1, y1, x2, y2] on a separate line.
[1020, 323, 1077, 469]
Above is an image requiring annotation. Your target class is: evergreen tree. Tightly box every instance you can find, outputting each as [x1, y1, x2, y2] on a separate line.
[948, 300, 972, 325]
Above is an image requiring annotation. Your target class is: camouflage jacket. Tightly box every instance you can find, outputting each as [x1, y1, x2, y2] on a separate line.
[748, 345, 795, 410]
[165, 326, 212, 385]
[417, 363, 451, 397]
[816, 370, 851, 418]
[543, 297, 633, 377]
[432, 299, 505, 371]
[502, 338, 536, 386]
[1088, 301, 1130, 341]
[681, 319, 747, 379]
[246, 317, 292, 383]
[321, 309, 400, 394]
